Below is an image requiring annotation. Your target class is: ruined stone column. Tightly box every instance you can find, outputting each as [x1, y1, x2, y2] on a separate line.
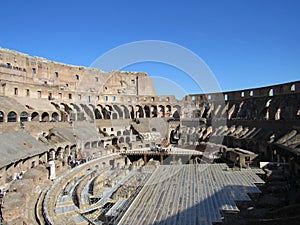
[49, 160, 56, 180]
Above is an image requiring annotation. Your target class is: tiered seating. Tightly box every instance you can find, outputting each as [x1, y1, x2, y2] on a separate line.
[118, 164, 264, 225]
[42, 154, 117, 224]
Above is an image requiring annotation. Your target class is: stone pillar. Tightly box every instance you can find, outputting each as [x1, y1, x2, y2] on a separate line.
[143, 154, 147, 164]
[49, 161, 56, 180]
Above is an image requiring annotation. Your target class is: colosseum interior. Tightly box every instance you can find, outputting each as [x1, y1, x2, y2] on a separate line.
[0, 47, 300, 225]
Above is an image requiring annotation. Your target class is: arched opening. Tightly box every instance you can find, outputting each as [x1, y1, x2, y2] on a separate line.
[95, 109, 102, 120]
[173, 110, 180, 119]
[135, 105, 144, 118]
[48, 149, 55, 161]
[151, 105, 157, 117]
[123, 130, 130, 135]
[71, 103, 81, 112]
[95, 108, 102, 119]
[7, 111, 17, 122]
[20, 111, 28, 122]
[102, 105, 111, 119]
[84, 142, 91, 149]
[56, 147, 63, 160]
[122, 105, 130, 119]
[158, 105, 165, 117]
[112, 113, 118, 119]
[119, 137, 124, 143]
[173, 105, 181, 119]
[291, 84, 296, 92]
[92, 141, 98, 148]
[64, 145, 70, 158]
[31, 112, 39, 121]
[128, 105, 135, 119]
[165, 105, 171, 117]
[113, 105, 123, 119]
[265, 99, 272, 108]
[99, 140, 104, 148]
[0, 111, 4, 122]
[224, 94, 228, 101]
[42, 112, 50, 122]
[112, 137, 118, 146]
[51, 112, 59, 122]
[144, 105, 151, 118]
[275, 108, 281, 120]
[80, 103, 94, 120]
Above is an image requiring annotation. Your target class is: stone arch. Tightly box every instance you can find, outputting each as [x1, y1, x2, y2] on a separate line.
[291, 84, 296, 92]
[59, 103, 70, 121]
[135, 105, 144, 118]
[70, 144, 77, 159]
[31, 112, 39, 121]
[265, 99, 272, 107]
[102, 105, 112, 119]
[91, 141, 98, 148]
[89, 104, 95, 111]
[121, 105, 130, 119]
[84, 142, 91, 149]
[0, 111, 4, 122]
[275, 108, 281, 120]
[80, 103, 94, 120]
[48, 148, 55, 162]
[173, 110, 180, 119]
[98, 140, 104, 148]
[123, 129, 130, 135]
[119, 137, 124, 143]
[95, 108, 102, 119]
[112, 137, 118, 146]
[113, 105, 123, 119]
[173, 105, 181, 118]
[158, 105, 165, 117]
[51, 112, 59, 121]
[151, 105, 158, 117]
[165, 105, 172, 117]
[42, 112, 50, 122]
[56, 147, 63, 159]
[112, 112, 118, 119]
[64, 145, 70, 157]
[7, 111, 17, 122]
[144, 105, 151, 118]
[61, 103, 72, 114]
[128, 105, 135, 119]
[20, 111, 28, 122]
[71, 103, 81, 112]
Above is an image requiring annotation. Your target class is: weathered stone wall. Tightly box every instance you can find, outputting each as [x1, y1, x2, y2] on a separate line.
[0, 48, 157, 102]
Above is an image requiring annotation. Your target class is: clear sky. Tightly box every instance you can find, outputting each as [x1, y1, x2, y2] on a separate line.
[0, 0, 299, 98]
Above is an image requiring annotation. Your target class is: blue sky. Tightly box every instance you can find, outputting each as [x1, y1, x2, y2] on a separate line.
[0, 0, 299, 98]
